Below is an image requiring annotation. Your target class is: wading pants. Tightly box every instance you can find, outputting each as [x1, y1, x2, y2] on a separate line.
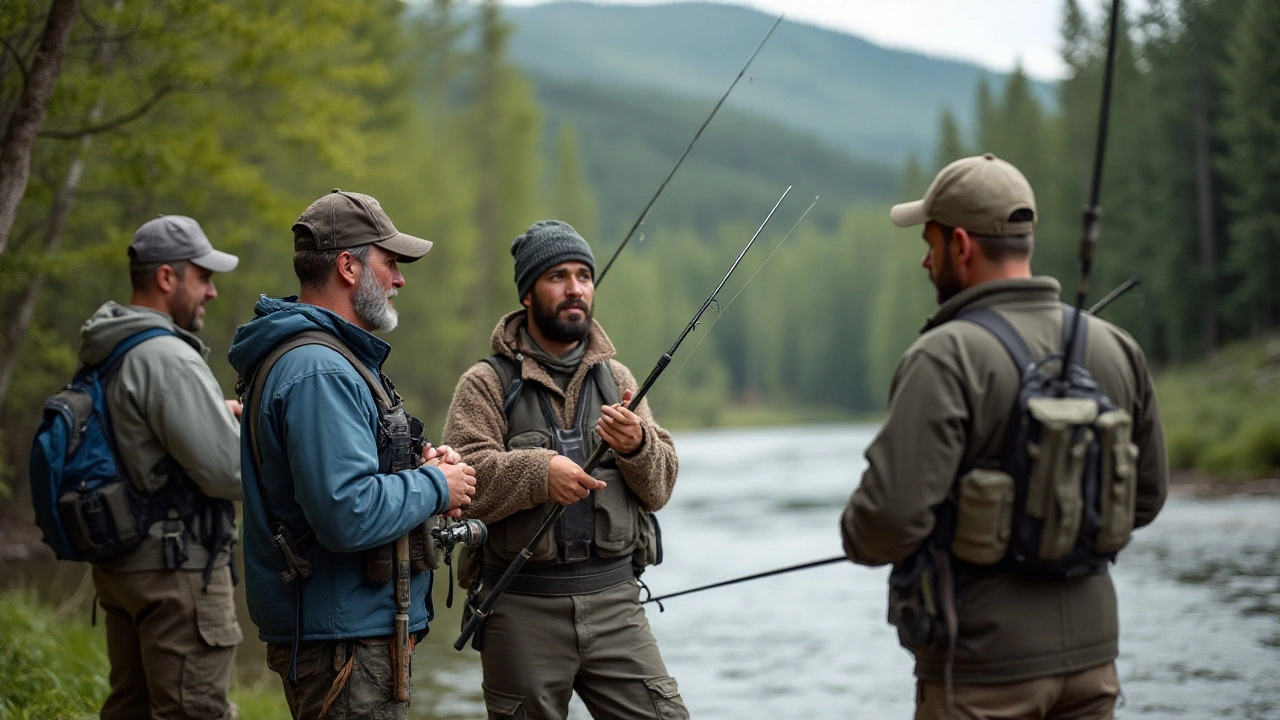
[475, 579, 688, 720]
[94, 564, 242, 720]
[266, 637, 409, 720]
[915, 662, 1120, 720]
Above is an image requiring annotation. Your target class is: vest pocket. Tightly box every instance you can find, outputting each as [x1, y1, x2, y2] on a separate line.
[1026, 398, 1096, 560]
[495, 504, 559, 562]
[1094, 410, 1138, 554]
[951, 468, 1014, 565]
[590, 467, 635, 556]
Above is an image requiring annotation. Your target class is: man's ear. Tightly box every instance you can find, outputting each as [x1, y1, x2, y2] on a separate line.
[520, 291, 531, 310]
[154, 265, 177, 293]
[336, 250, 361, 288]
[951, 227, 977, 267]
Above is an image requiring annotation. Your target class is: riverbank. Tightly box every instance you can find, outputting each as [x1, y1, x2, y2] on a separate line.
[0, 588, 290, 720]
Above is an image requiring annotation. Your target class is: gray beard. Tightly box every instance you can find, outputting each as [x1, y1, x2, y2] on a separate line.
[353, 266, 398, 332]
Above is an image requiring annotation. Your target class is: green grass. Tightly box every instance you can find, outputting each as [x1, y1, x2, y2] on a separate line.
[1155, 335, 1280, 480]
[0, 589, 290, 720]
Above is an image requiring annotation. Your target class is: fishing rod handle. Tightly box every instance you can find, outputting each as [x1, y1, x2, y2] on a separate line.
[454, 505, 568, 651]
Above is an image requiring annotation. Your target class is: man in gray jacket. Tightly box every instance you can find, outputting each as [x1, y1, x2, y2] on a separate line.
[82, 215, 244, 720]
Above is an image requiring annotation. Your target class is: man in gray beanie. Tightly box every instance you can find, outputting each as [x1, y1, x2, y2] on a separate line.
[444, 220, 688, 719]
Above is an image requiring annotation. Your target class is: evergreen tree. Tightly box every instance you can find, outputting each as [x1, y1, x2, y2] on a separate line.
[1218, 0, 1280, 333]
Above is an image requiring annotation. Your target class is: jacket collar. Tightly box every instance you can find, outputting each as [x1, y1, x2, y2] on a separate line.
[489, 310, 616, 401]
[922, 276, 1062, 333]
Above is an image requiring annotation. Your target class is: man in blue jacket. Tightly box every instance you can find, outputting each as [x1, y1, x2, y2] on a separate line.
[228, 190, 477, 719]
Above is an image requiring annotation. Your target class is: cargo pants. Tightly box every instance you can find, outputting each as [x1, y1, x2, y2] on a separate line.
[266, 637, 409, 720]
[474, 579, 688, 720]
[93, 564, 242, 720]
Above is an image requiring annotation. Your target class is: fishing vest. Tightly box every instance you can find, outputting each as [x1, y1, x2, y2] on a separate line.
[470, 353, 662, 583]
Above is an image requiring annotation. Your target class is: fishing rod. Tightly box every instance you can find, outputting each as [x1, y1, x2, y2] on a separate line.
[642, 555, 847, 610]
[455, 185, 794, 651]
[1061, 0, 1122, 384]
[594, 13, 785, 287]
[1089, 275, 1139, 315]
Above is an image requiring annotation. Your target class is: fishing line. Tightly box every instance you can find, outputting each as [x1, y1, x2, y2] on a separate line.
[651, 196, 820, 410]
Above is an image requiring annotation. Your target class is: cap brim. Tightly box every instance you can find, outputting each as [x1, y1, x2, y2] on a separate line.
[375, 232, 434, 263]
[189, 249, 239, 273]
[889, 200, 929, 228]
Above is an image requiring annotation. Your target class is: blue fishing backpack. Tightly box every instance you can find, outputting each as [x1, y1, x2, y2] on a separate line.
[28, 327, 175, 562]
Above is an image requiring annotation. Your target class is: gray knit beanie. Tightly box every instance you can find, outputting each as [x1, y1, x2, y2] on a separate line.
[511, 220, 596, 300]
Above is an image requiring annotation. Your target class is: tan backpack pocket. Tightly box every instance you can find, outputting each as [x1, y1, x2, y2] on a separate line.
[1094, 409, 1138, 554]
[951, 468, 1014, 565]
[1026, 397, 1096, 560]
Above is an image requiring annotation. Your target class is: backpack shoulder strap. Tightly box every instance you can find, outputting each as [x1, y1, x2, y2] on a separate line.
[482, 354, 523, 419]
[957, 307, 1035, 375]
[245, 330, 390, 481]
[96, 327, 179, 375]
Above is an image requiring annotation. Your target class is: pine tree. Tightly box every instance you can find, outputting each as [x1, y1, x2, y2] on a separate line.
[1218, 0, 1280, 333]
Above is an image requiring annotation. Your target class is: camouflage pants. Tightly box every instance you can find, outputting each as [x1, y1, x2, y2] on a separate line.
[94, 565, 242, 720]
[266, 638, 408, 720]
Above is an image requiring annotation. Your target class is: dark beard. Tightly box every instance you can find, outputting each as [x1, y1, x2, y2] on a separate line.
[533, 297, 592, 343]
[933, 249, 963, 305]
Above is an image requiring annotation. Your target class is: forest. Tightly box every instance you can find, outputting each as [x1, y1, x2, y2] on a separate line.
[1, 0, 1278, 515]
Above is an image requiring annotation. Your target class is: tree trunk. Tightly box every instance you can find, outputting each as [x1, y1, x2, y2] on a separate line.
[0, 1, 118, 409]
[1191, 68, 1219, 353]
[0, 0, 79, 259]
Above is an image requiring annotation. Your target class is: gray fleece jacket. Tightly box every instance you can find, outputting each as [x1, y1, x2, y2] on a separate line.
[79, 301, 241, 572]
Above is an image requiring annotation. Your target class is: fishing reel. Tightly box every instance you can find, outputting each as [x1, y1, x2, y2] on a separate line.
[432, 519, 488, 554]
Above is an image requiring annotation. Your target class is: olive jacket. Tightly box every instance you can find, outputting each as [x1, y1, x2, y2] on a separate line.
[841, 277, 1167, 684]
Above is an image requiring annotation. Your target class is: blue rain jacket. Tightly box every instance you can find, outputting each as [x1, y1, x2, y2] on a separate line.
[228, 296, 449, 642]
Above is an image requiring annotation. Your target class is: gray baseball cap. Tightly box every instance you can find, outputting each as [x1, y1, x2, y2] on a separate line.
[890, 153, 1037, 236]
[128, 215, 239, 273]
[292, 189, 433, 262]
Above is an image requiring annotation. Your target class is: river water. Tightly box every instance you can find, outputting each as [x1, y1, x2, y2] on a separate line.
[5, 424, 1278, 718]
[409, 423, 1280, 719]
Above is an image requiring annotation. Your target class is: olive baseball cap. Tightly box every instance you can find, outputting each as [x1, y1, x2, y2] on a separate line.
[890, 153, 1037, 236]
[292, 189, 433, 262]
[128, 215, 239, 273]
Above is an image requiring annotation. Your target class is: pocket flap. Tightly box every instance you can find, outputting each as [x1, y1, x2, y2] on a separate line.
[1027, 397, 1098, 426]
[645, 675, 681, 699]
[483, 686, 525, 716]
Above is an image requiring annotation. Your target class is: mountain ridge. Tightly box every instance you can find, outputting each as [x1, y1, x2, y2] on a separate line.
[504, 1, 1056, 163]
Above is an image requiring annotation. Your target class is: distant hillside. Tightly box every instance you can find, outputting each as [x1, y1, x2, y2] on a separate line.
[530, 72, 899, 242]
[506, 1, 1055, 163]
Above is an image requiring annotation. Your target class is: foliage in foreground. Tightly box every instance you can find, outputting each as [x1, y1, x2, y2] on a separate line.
[0, 589, 290, 720]
[0, 589, 106, 720]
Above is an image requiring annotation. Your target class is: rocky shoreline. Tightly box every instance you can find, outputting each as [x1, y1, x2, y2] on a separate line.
[1168, 469, 1280, 497]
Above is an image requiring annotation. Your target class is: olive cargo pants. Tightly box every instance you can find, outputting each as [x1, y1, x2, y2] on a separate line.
[915, 662, 1120, 720]
[474, 580, 688, 720]
[94, 565, 242, 720]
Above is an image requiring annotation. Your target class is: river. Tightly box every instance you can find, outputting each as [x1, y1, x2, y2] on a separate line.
[6, 424, 1278, 718]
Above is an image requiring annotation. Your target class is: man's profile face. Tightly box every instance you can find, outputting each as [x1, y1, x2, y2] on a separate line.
[922, 222, 963, 305]
[169, 263, 217, 332]
[525, 261, 594, 343]
[352, 244, 404, 333]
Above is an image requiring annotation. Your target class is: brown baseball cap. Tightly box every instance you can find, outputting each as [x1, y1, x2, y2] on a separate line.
[292, 189, 433, 262]
[890, 153, 1036, 236]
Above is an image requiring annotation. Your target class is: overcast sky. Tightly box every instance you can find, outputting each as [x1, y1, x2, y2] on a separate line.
[500, 0, 1076, 80]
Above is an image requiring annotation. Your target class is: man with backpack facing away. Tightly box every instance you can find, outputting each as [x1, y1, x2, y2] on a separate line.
[227, 190, 477, 719]
[841, 154, 1168, 719]
[80, 215, 244, 719]
[442, 220, 687, 720]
